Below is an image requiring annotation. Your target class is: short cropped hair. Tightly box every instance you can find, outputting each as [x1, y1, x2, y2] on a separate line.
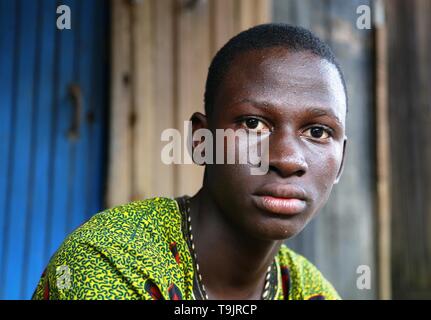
[204, 23, 348, 116]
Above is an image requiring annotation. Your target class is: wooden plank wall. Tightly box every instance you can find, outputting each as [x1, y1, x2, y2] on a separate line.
[387, 0, 431, 299]
[107, 0, 272, 207]
[374, 0, 391, 300]
[273, 0, 376, 299]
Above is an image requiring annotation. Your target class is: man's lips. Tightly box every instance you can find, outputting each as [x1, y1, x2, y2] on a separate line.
[252, 184, 308, 215]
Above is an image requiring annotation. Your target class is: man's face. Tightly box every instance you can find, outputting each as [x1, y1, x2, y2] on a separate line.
[202, 47, 347, 241]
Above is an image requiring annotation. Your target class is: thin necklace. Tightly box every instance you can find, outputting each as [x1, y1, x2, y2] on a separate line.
[180, 196, 277, 300]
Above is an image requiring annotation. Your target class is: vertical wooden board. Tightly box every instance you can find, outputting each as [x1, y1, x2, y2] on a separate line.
[234, 0, 271, 31]
[175, 0, 208, 196]
[273, 0, 327, 33]
[414, 0, 431, 282]
[272, 0, 296, 22]
[211, 0, 236, 53]
[388, 0, 431, 299]
[48, 0, 76, 256]
[3, 0, 38, 299]
[387, 1, 414, 295]
[236, 0, 255, 31]
[152, 0, 175, 197]
[0, 0, 17, 299]
[107, 0, 132, 207]
[131, 0, 154, 201]
[22, 0, 58, 299]
[254, 0, 272, 25]
[384, 0, 401, 294]
[415, 0, 431, 274]
[374, 0, 391, 300]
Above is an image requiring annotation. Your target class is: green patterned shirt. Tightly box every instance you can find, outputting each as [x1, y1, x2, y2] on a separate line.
[32, 197, 340, 300]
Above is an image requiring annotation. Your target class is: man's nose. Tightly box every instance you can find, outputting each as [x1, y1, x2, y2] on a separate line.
[268, 130, 308, 178]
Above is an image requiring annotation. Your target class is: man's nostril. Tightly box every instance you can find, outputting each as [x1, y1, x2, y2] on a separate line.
[297, 169, 306, 177]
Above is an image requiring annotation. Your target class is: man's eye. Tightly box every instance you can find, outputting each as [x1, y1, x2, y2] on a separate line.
[241, 118, 270, 132]
[303, 126, 331, 140]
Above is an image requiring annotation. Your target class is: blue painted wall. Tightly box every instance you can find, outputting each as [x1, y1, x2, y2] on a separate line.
[0, 0, 109, 299]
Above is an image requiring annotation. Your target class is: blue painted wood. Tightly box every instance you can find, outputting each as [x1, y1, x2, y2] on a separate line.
[22, 0, 58, 299]
[70, 0, 92, 232]
[48, 0, 76, 260]
[3, 0, 39, 299]
[87, 0, 108, 219]
[0, 0, 108, 299]
[0, 0, 17, 298]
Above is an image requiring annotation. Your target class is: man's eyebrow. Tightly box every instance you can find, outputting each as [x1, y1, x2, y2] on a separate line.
[232, 98, 269, 108]
[234, 99, 343, 127]
[305, 107, 344, 127]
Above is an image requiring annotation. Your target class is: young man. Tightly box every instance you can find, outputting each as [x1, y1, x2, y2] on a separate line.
[33, 23, 347, 300]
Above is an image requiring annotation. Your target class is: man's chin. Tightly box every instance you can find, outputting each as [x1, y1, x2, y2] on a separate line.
[252, 218, 308, 241]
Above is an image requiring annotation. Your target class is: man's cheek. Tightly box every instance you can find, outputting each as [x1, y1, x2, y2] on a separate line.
[313, 145, 341, 175]
[320, 159, 341, 201]
[308, 153, 340, 192]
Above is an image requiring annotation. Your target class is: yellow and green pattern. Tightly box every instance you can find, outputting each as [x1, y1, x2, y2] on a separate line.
[32, 197, 341, 300]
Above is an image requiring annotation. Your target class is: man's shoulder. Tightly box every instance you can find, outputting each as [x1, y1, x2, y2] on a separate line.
[65, 196, 181, 248]
[277, 244, 341, 300]
[32, 196, 188, 300]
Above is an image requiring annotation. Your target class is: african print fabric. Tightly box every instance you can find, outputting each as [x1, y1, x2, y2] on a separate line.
[32, 197, 341, 300]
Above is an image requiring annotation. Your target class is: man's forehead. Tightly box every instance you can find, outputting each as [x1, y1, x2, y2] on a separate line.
[218, 49, 347, 122]
[237, 49, 343, 93]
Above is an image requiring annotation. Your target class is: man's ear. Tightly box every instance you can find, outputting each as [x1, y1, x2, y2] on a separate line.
[189, 112, 208, 165]
[334, 137, 347, 184]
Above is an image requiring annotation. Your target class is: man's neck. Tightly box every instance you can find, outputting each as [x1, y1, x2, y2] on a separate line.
[189, 187, 282, 300]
